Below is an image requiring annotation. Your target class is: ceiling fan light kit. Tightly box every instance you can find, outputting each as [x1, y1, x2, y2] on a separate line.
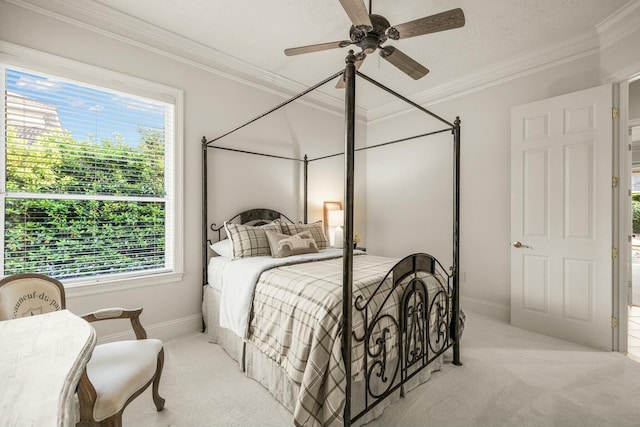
[284, 0, 465, 85]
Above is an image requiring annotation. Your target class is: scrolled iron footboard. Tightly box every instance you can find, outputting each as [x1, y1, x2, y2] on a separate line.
[351, 253, 456, 423]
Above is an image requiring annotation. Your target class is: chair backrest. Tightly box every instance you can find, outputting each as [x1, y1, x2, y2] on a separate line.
[0, 273, 66, 320]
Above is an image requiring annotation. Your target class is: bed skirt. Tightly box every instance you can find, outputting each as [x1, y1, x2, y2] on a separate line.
[202, 284, 443, 426]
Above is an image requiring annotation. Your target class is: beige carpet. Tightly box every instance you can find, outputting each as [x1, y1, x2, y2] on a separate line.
[124, 313, 640, 427]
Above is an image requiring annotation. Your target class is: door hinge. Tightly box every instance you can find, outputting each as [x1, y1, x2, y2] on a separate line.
[612, 176, 619, 188]
[612, 247, 618, 259]
[612, 107, 619, 119]
[612, 316, 618, 328]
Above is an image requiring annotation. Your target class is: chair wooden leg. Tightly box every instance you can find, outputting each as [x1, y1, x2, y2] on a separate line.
[152, 348, 165, 411]
[77, 370, 99, 427]
[100, 413, 122, 427]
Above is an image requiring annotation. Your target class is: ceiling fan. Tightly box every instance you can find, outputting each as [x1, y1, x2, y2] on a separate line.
[284, 0, 465, 88]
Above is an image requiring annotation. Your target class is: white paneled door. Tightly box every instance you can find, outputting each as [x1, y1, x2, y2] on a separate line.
[511, 84, 613, 350]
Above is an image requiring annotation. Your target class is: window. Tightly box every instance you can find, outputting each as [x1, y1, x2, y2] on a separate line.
[1, 64, 181, 285]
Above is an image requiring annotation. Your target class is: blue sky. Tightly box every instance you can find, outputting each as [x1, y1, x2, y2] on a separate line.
[6, 68, 165, 147]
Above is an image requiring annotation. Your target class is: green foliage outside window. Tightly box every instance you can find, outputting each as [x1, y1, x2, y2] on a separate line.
[4, 126, 166, 279]
[634, 193, 640, 235]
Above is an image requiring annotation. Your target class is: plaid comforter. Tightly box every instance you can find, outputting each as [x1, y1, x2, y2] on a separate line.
[247, 254, 447, 427]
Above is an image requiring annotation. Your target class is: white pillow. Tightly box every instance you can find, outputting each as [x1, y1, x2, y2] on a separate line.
[210, 239, 233, 258]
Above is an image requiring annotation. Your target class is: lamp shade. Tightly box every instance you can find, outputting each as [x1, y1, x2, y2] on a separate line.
[328, 210, 344, 227]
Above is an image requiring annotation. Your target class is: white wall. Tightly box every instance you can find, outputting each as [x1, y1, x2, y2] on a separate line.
[630, 80, 640, 163]
[205, 103, 365, 225]
[366, 27, 640, 320]
[0, 1, 363, 340]
[366, 57, 602, 319]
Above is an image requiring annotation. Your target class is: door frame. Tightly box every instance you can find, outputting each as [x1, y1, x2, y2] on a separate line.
[614, 70, 640, 354]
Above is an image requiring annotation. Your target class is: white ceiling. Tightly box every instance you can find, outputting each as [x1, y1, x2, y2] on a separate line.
[17, 0, 633, 116]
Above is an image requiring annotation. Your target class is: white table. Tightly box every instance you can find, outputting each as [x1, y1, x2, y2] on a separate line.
[0, 309, 96, 427]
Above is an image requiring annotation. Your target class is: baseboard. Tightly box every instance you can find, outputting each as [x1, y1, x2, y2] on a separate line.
[461, 295, 510, 322]
[95, 313, 203, 345]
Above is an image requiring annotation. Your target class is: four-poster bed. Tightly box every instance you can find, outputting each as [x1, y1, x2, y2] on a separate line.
[201, 51, 462, 427]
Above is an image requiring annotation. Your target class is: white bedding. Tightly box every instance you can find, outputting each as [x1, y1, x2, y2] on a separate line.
[210, 248, 364, 338]
[206, 256, 230, 291]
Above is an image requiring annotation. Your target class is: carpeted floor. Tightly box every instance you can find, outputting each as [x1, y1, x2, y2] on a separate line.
[124, 312, 640, 427]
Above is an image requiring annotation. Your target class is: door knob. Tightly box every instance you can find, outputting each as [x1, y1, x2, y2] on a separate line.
[513, 241, 530, 249]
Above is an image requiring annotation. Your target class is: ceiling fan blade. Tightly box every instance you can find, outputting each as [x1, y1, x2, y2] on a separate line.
[387, 8, 465, 40]
[335, 55, 366, 88]
[380, 46, 429, 80]
[339, 0, 373, 30]
[284, 40, 352, 56]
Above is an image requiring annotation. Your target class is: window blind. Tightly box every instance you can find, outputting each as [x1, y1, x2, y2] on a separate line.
[3, 67, 174, 280]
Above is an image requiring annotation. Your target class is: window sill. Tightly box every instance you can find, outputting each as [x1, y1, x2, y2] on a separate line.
[65, 271, 185, 298]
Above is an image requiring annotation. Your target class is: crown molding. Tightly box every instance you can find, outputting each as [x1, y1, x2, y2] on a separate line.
[4, 0, 367, 122]
[6, 0, 639, 124]
[604, 60, 640, 84]
[367, 31, 601, 123]
[596, 0, 640, 50]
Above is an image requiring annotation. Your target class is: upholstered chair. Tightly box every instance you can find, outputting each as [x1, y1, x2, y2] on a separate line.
[0, 273, 66, 318]
[77, 308, 165, 427]
[0, 273, 165, 427]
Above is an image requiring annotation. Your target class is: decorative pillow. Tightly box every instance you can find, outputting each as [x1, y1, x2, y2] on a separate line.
[224, 220, 282, 259]
[281, 221, 329, 249]
[209, 239, 233, 258]
[265, 230, 318, 258]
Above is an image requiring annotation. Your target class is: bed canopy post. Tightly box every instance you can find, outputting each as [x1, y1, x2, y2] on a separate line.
[342, 50, 357, 427]
[452, 117, 462, 366]
[303, 155, 308, 223]
[202, 136, 209, 288]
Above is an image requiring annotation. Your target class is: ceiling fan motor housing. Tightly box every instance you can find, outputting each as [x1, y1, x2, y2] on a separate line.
[350, 14, 390, 53]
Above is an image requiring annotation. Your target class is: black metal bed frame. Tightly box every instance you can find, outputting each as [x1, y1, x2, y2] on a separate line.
[208, 208, 295, 243]
[201, 50, 462, 427]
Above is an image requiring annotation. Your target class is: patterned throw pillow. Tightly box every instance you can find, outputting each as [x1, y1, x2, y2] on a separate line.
[281, 221, 329, 249]
[224, 221, 282, 259]
[265, 230, 318, 258]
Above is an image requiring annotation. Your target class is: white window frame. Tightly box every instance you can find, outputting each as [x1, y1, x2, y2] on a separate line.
[0, 42, 184, 296]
